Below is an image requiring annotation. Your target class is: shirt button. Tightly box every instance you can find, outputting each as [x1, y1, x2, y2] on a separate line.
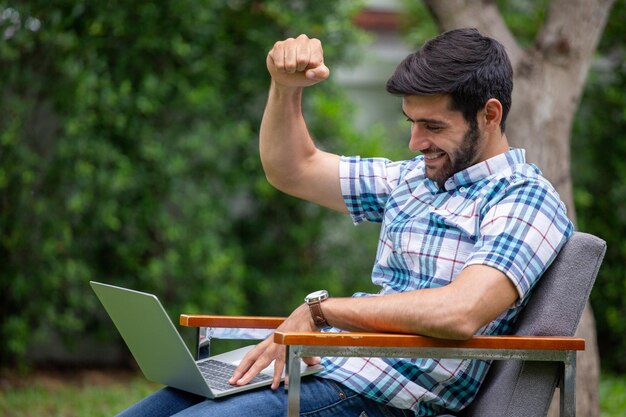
[459, 187, 466, 193]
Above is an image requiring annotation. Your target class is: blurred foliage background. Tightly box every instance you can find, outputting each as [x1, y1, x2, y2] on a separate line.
[0, 0, 384, 368]
[571, 0, 626, 373]
[0, 0, 624, 378]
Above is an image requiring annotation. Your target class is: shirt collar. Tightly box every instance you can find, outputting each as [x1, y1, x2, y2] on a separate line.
[443, 148, 526, 191]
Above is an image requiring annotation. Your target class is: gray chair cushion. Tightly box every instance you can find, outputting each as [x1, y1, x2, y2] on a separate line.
[461, 232, 606, 417]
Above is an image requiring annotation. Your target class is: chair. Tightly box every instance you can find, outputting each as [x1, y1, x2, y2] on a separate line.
[180, 231, 606, 417]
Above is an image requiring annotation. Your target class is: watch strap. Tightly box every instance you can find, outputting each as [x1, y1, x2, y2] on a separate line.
[308, 300, 329, 328]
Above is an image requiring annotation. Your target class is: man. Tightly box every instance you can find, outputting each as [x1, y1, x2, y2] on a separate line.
[119, 28, 572, 417]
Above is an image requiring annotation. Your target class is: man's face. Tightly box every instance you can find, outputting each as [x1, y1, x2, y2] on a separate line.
[402, 95, 484, 188]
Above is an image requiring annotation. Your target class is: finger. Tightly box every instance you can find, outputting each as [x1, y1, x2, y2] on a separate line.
[283, 37, 298, 74]
[229, 348, 261, 384]
[235, 362, 271, 386]
[232, 340, 281, 386]
[229, 337, 274, 384]
[305, 64, 330, 81]
[295, 36, 311, 72]
[307, 37, 324, 69]
[271, 355, 285, 390]
[268, 40, 288, 73]
[303, 356, 321, 366]
[270, 343, 286, 389]
[295, 46, 311, 73]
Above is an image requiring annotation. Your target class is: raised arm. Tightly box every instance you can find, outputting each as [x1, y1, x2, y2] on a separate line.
[260, 34, 346, 213]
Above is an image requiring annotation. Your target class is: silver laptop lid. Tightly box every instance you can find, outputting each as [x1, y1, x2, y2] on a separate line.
[90, 281, 213, 397]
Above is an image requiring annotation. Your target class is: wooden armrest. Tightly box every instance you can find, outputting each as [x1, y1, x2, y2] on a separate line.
[179, 314, 286, 328]
[274, 331, 585, 351]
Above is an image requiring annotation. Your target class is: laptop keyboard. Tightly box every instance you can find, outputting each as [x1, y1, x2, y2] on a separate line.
[197, 359, 272, 391]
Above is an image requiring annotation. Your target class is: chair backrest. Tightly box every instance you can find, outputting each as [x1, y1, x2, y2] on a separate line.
[461, 231, 606, 417]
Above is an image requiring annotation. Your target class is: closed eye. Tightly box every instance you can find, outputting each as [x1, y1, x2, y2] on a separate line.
[426, 125, 444, 133]
[403, 113, 448, 132]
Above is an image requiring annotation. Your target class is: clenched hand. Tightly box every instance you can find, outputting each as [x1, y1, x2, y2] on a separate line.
[266, 34, 330, 89]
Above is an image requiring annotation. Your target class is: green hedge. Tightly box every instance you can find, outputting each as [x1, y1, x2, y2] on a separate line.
[0, 0, 385, 367]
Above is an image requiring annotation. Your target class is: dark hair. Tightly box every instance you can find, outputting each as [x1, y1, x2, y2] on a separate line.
[386, 28, 513, 132]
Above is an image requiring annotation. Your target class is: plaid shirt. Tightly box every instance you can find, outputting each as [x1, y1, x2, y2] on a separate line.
[319, 148, 573, 416]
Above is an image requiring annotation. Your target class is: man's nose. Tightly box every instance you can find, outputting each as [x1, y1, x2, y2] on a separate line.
[409, 129, 430, 152]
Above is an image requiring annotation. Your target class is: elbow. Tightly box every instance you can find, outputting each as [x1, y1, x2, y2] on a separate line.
[260, 157, 302, 196]
[433, 319, 475, 340]
[436, 310, 484, 340]
[437, 292, 498, 340]
[263, 171, 281, 190]
[263, 171, 298, 196]
[448, 320, 479, 340]
[261, 159, 289, 192]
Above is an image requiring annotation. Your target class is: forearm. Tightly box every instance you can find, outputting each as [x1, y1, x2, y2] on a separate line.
[322, 291, 475, 340]
[321, 265, 519, 340]
[259, 81, 345, 211]
[259, 81, 316, 192]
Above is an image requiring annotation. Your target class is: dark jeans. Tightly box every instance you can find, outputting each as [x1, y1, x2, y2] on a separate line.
[116, 376, 413, 417]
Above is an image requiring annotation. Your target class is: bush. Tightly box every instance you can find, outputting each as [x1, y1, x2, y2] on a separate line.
[0, 0, 384, 367]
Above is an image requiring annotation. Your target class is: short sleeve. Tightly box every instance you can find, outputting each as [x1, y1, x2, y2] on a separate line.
[464, 177, 574, 306]
[339, 156, 407, 224]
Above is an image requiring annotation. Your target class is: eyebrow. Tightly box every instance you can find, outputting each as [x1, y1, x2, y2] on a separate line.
[402, 111, 449, 127]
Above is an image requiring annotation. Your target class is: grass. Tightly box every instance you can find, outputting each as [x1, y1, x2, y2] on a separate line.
[600, 373, 626, 417]
[1, 369, 624, 416]
[0, 369, 161, 417]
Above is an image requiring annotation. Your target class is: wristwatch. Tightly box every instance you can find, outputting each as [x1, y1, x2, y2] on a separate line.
[305, 290, 330, 328]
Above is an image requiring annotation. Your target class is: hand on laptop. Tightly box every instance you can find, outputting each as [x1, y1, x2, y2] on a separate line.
[228, 304, 321, 390]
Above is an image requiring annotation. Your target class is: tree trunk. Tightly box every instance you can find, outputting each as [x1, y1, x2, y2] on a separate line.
[422, 1, 615, 416]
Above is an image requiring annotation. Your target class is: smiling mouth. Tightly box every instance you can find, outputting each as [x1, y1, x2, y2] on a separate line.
[423, 151, 446, 161]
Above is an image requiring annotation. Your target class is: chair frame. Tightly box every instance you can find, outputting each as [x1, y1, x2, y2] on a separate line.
[179, 314, 584, 417]
[179, 231, 607, 417]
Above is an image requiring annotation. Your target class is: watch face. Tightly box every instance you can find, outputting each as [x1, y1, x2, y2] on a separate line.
[306, 289, 328, 303]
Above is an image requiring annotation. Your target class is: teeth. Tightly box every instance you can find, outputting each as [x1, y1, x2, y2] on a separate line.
[424, 152, 445, 160]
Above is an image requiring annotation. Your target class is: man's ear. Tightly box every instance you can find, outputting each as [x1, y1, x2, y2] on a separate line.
[483, 98, 503, 130]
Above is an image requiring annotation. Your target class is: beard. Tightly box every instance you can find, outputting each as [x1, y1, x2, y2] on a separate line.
[426, 119, 482, 189]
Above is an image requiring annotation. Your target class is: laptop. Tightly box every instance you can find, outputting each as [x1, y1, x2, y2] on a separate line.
[90, 281, 323, 398]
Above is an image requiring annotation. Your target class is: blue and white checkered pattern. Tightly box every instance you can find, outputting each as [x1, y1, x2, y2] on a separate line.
[318, 148, 573, 416]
